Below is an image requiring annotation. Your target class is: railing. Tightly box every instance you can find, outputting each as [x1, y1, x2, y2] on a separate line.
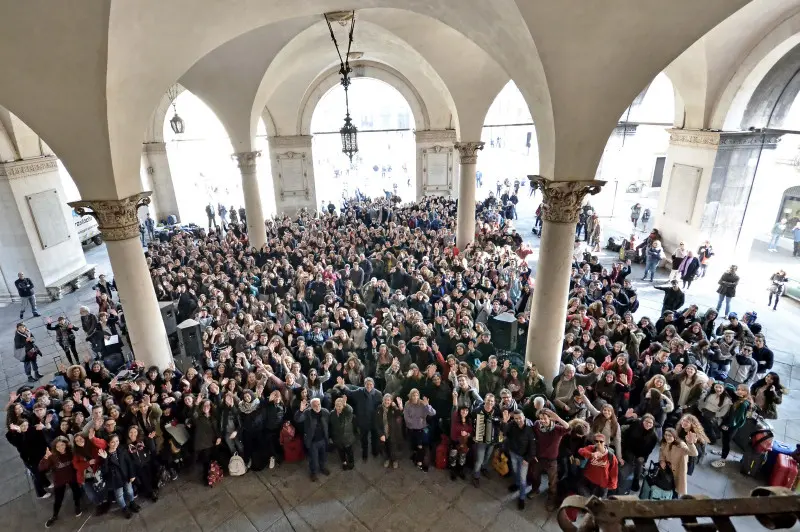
[557, 487, 800, 532]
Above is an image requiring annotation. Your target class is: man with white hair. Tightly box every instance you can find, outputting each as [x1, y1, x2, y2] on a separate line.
[295, 397, 330, 481]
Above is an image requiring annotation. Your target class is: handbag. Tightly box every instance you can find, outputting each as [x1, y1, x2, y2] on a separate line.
[228, 453, 247, 477]
[491, 449, 510, 476]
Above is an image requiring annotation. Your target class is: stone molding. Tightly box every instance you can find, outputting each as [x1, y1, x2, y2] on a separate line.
[269, 135, 313, 150]
[454, 141, 484, 164]
[142, 142, 167, 154]
[415, 129, 457, 144]
[0, 156, 58, 180]
[668, 129, 782, 149]
[69, 192, 152, 241]
[232, 150, 261, 172]
[535, 177, 605, 224]
[668, 129, 721, 149]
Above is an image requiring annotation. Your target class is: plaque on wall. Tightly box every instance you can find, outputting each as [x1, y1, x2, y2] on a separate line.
[276, 151, 310, 201]
[26, 188, 71, 249]
[663, 163, 701, 224]
[422, 145, 453, 194]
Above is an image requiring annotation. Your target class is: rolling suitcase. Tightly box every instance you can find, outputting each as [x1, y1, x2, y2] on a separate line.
[766, 440, 796, 471]
[769, 454, 798, 488]
[740, 450, 767, 478]
[733, 414, 772, 452]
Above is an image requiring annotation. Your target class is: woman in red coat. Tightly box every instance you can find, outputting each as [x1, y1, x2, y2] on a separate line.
[72, 430, 108, 510]
[449, 393, 474, 480]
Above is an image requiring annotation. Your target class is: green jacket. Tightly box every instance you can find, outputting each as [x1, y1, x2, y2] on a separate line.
[477, 367, 504, 397]
[329, 404, 355, 447]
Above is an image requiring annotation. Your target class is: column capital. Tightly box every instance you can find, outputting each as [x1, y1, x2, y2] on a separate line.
[454, 141, 484, 164]
[232, 150, 262, 170]
[535, 177, 605, 224]
[69, 192, 151, 241]
[142, 141, 167, 154]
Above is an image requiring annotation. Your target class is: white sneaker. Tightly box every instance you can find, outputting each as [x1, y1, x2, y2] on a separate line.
[269, 457, 276, 469]
[711, 459, 726, 468]
[38, 492, 52, 499]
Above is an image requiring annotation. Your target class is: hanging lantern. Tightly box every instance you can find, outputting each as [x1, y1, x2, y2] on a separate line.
[169, 111, 185, 135]
[167, 85, 185, 135]
[340, 114, 358, 162]
[325, 11, 359, 161]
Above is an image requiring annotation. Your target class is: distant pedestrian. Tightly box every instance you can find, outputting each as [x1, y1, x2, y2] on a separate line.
[631, 203, 642, 228]
[15, 272, 39, 319]
[768, 218, 787, 252]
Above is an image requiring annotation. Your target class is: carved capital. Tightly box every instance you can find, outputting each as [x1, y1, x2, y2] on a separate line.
[232, 151, 261, 171]
[69, 192, 151, 241]
[535, 177, 605, 224]
[454, 142, 484, 164]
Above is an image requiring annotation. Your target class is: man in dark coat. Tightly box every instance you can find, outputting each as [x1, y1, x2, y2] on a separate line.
[335, 377, 383, 461]
[15, 272, 39, 319]
[655, 280, 685, 315]
[295, 398, 330, 481]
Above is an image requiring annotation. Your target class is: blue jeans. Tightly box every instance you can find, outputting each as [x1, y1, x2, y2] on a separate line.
[20, 295, 38, 316]
[768, 233, 781, 250]
[473, 443, 496, 478]
[307, 439, 327, 475]
[508, 452, 530, 501]
[716, 294, 732, 316]
[113, 482, 134, 509]
[23, 358, 39, 378]
[642, 260, 658, 281]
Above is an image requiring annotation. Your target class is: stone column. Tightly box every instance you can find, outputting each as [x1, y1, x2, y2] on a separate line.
[454, 141, 484, 248]
[525, 178, 605, 383]
[141, 142, 181, 223]
[415, 130, 457, 201]
[232, 151, 267, 250]
[70, 193, 173, 370]
[267, 135, 317, 216]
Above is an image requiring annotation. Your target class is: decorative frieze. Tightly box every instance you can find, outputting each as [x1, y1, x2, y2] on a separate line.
[535, 177, 605, 224]
[142, 142, 167, 154]
[668, 129, 721, 149]
[269, 136, 313, 150]
[668, 129, 782, 150]
[415, 129, 457, 144]
[454, 142, 484, 164]
[69, 192, 151, 241]
[0, 156, 58, 180]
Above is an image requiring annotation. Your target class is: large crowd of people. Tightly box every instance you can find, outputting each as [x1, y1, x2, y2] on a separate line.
[6, 194, 787, 527]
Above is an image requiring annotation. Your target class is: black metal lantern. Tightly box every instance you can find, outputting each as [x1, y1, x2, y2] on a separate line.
[167, 85, 185, 135]
[325, 11, 358, 161]
[340, 114, 358, 162]
[169, 111, 185, 135]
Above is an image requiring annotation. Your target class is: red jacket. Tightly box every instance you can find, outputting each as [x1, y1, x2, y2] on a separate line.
[578, 445, 618, 490]
[450, 413, 474, 443]
[72, 437, 107, 485]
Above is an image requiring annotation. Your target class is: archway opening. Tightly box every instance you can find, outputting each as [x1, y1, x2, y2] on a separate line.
[477, 81, 538, 201]
[163, 90, 275, 224]
[310, 78, 416, 205]
[592, 73, 674, 220]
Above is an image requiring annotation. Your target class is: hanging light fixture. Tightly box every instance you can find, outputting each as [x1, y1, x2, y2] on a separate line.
[167, 84, 185, 135]
[325, 11, 358, 162]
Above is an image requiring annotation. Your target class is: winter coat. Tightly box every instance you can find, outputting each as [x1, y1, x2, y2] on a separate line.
[342, 385, 383, 429]
[501, 420, 536, 461]
[191, 412, 220, 452]
[621, 421, 658, 460]
[72, 437, 107, 485]
[329, 404, 355, 447]
[716, 272, 740, 297]
[374, 404, 404, 456]
[264, 401, 286, 431]
[294, 407, 330, 449]
[103, 448, 135, 490]
[659, 441, 697, 496]
[6, 425, 48, 466]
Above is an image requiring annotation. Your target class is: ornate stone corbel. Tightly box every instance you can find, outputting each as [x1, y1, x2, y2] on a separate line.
[454, 142, 485, 164]
[69, 192, 152, 241]
[534, 177, 605, 224]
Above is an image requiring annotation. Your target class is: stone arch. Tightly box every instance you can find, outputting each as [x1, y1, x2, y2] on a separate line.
[739, 41, 800, 129]
[298, 61, 430, 136]
[715, 11, 800, 130]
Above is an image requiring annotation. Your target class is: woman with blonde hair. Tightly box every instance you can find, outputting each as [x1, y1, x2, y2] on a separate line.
[658, 427, 698, 496]
[676, 413, 709, 475]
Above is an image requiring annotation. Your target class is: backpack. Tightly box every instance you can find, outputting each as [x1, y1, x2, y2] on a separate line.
[491, 449, 509, 476]
[228, 453, 247, 477]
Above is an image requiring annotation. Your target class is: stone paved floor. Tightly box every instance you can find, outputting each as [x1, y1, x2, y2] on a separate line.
[2, 201, 800, 530]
